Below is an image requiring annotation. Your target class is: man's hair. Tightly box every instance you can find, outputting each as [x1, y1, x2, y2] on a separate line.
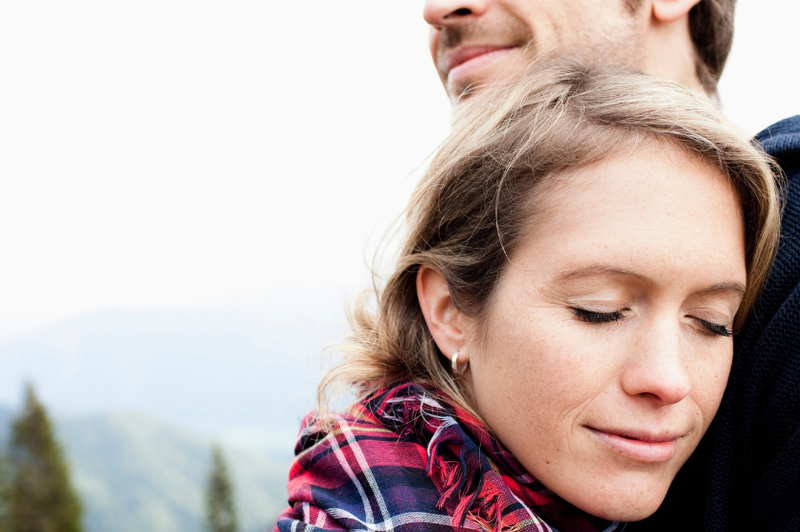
[317, 62, 780, 417]
[690, 0, 736, 93]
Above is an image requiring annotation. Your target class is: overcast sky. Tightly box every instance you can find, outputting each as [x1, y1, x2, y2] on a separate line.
[0, 1, 798, 342]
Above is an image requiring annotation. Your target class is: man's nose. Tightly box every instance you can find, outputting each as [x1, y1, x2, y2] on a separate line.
[423, 0, 490, 27]
[621, 325, 692, 406]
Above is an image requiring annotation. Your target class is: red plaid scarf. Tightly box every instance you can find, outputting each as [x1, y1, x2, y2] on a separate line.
[275, 382, 624, 532]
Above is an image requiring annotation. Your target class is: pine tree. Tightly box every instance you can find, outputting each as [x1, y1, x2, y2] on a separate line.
[205, 445, 239, 532]
[0, 449, 8, 532]
[7, 385, 83, 532]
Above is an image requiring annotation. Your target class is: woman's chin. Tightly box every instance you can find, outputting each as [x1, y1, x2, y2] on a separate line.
[570, 483, 670, 523]
[589, 502, 662, 523]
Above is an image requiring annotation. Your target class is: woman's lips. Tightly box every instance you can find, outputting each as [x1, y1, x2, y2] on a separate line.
[445, 45, 517, 87]
[588, 427, 680, 463]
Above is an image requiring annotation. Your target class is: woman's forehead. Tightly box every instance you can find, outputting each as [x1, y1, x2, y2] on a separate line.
[507, 140, 746, 288]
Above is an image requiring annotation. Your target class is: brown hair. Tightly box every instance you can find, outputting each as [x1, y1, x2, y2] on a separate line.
[689, 0, 736, 93]
[318, 63, 780, 415]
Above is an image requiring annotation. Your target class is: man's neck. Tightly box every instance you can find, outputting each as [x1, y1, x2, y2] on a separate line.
[642, 13, 704, 93]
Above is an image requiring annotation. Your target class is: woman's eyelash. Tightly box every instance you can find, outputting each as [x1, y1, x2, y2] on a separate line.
[572, 308, 625, 324]
[573, 308, 733, 337]
[698, 319, 733, 337]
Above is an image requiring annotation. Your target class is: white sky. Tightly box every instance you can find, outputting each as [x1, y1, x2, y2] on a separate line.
[0, 1, 797, 342]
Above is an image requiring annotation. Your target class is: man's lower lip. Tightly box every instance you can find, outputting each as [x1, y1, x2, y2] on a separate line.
[446, 47, 516, 88]
[589, 429, 678, 463]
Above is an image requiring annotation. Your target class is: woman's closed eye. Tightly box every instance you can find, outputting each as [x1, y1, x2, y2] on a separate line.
[572, 308, 626, 324]
[694, 318, 733, 338]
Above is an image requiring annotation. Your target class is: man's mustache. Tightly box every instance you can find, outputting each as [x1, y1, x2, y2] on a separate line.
[438, 26, 471, 51]
[436, 20, 534, 55]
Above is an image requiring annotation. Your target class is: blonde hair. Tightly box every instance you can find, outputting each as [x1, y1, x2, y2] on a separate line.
[318, 63, 781, 417]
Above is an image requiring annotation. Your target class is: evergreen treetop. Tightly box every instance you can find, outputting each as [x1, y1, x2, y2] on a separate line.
[205, 445, 239, 532]
[0, 449, 8, 532]
[7, 385, 83, 532]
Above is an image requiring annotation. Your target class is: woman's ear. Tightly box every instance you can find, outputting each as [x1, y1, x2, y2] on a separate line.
[652, 0, 701, 23]
[416, 265, 467, 363]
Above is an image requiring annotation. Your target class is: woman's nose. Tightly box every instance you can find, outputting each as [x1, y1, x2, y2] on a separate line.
[423, 0, 491, 27]
[621, 328, 692, 405]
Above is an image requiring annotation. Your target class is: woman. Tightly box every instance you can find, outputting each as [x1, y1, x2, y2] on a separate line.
[275, 64, 781, 531]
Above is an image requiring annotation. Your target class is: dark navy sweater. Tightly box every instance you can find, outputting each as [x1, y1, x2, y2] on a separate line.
[636, 115, 800, 531]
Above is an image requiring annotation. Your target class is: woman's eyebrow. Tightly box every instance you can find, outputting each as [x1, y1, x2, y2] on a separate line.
[554, 266, 746, 296]
[701, 282, 746, 296]
[554, 265, 654, 285]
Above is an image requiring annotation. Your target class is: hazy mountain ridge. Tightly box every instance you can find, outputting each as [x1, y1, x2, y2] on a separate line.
[0, 307, 341, 531]
[0, 308, 344, 460]
[0, 407, 290, 532]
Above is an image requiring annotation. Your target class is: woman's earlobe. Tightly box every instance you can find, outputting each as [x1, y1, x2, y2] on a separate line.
[652, 0, 701, 23]
[416, 265, 467, 361]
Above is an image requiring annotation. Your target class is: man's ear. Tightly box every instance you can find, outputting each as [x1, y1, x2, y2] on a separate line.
[652, 0, 701, 23]
[416, 265, 467, 364]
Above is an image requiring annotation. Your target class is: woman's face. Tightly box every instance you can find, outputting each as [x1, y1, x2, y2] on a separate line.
[462, 141, 746, 521]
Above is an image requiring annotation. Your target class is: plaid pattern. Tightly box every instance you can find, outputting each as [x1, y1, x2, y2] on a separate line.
[275, 383, 625, 532]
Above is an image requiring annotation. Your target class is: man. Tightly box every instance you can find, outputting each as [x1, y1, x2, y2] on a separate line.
[423, 0, 727, 100]
[423, 1, 800, 530]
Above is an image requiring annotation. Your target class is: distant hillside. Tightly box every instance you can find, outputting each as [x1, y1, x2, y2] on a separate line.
[1, 408, 290, 532]
[0, 308, 346, 460]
